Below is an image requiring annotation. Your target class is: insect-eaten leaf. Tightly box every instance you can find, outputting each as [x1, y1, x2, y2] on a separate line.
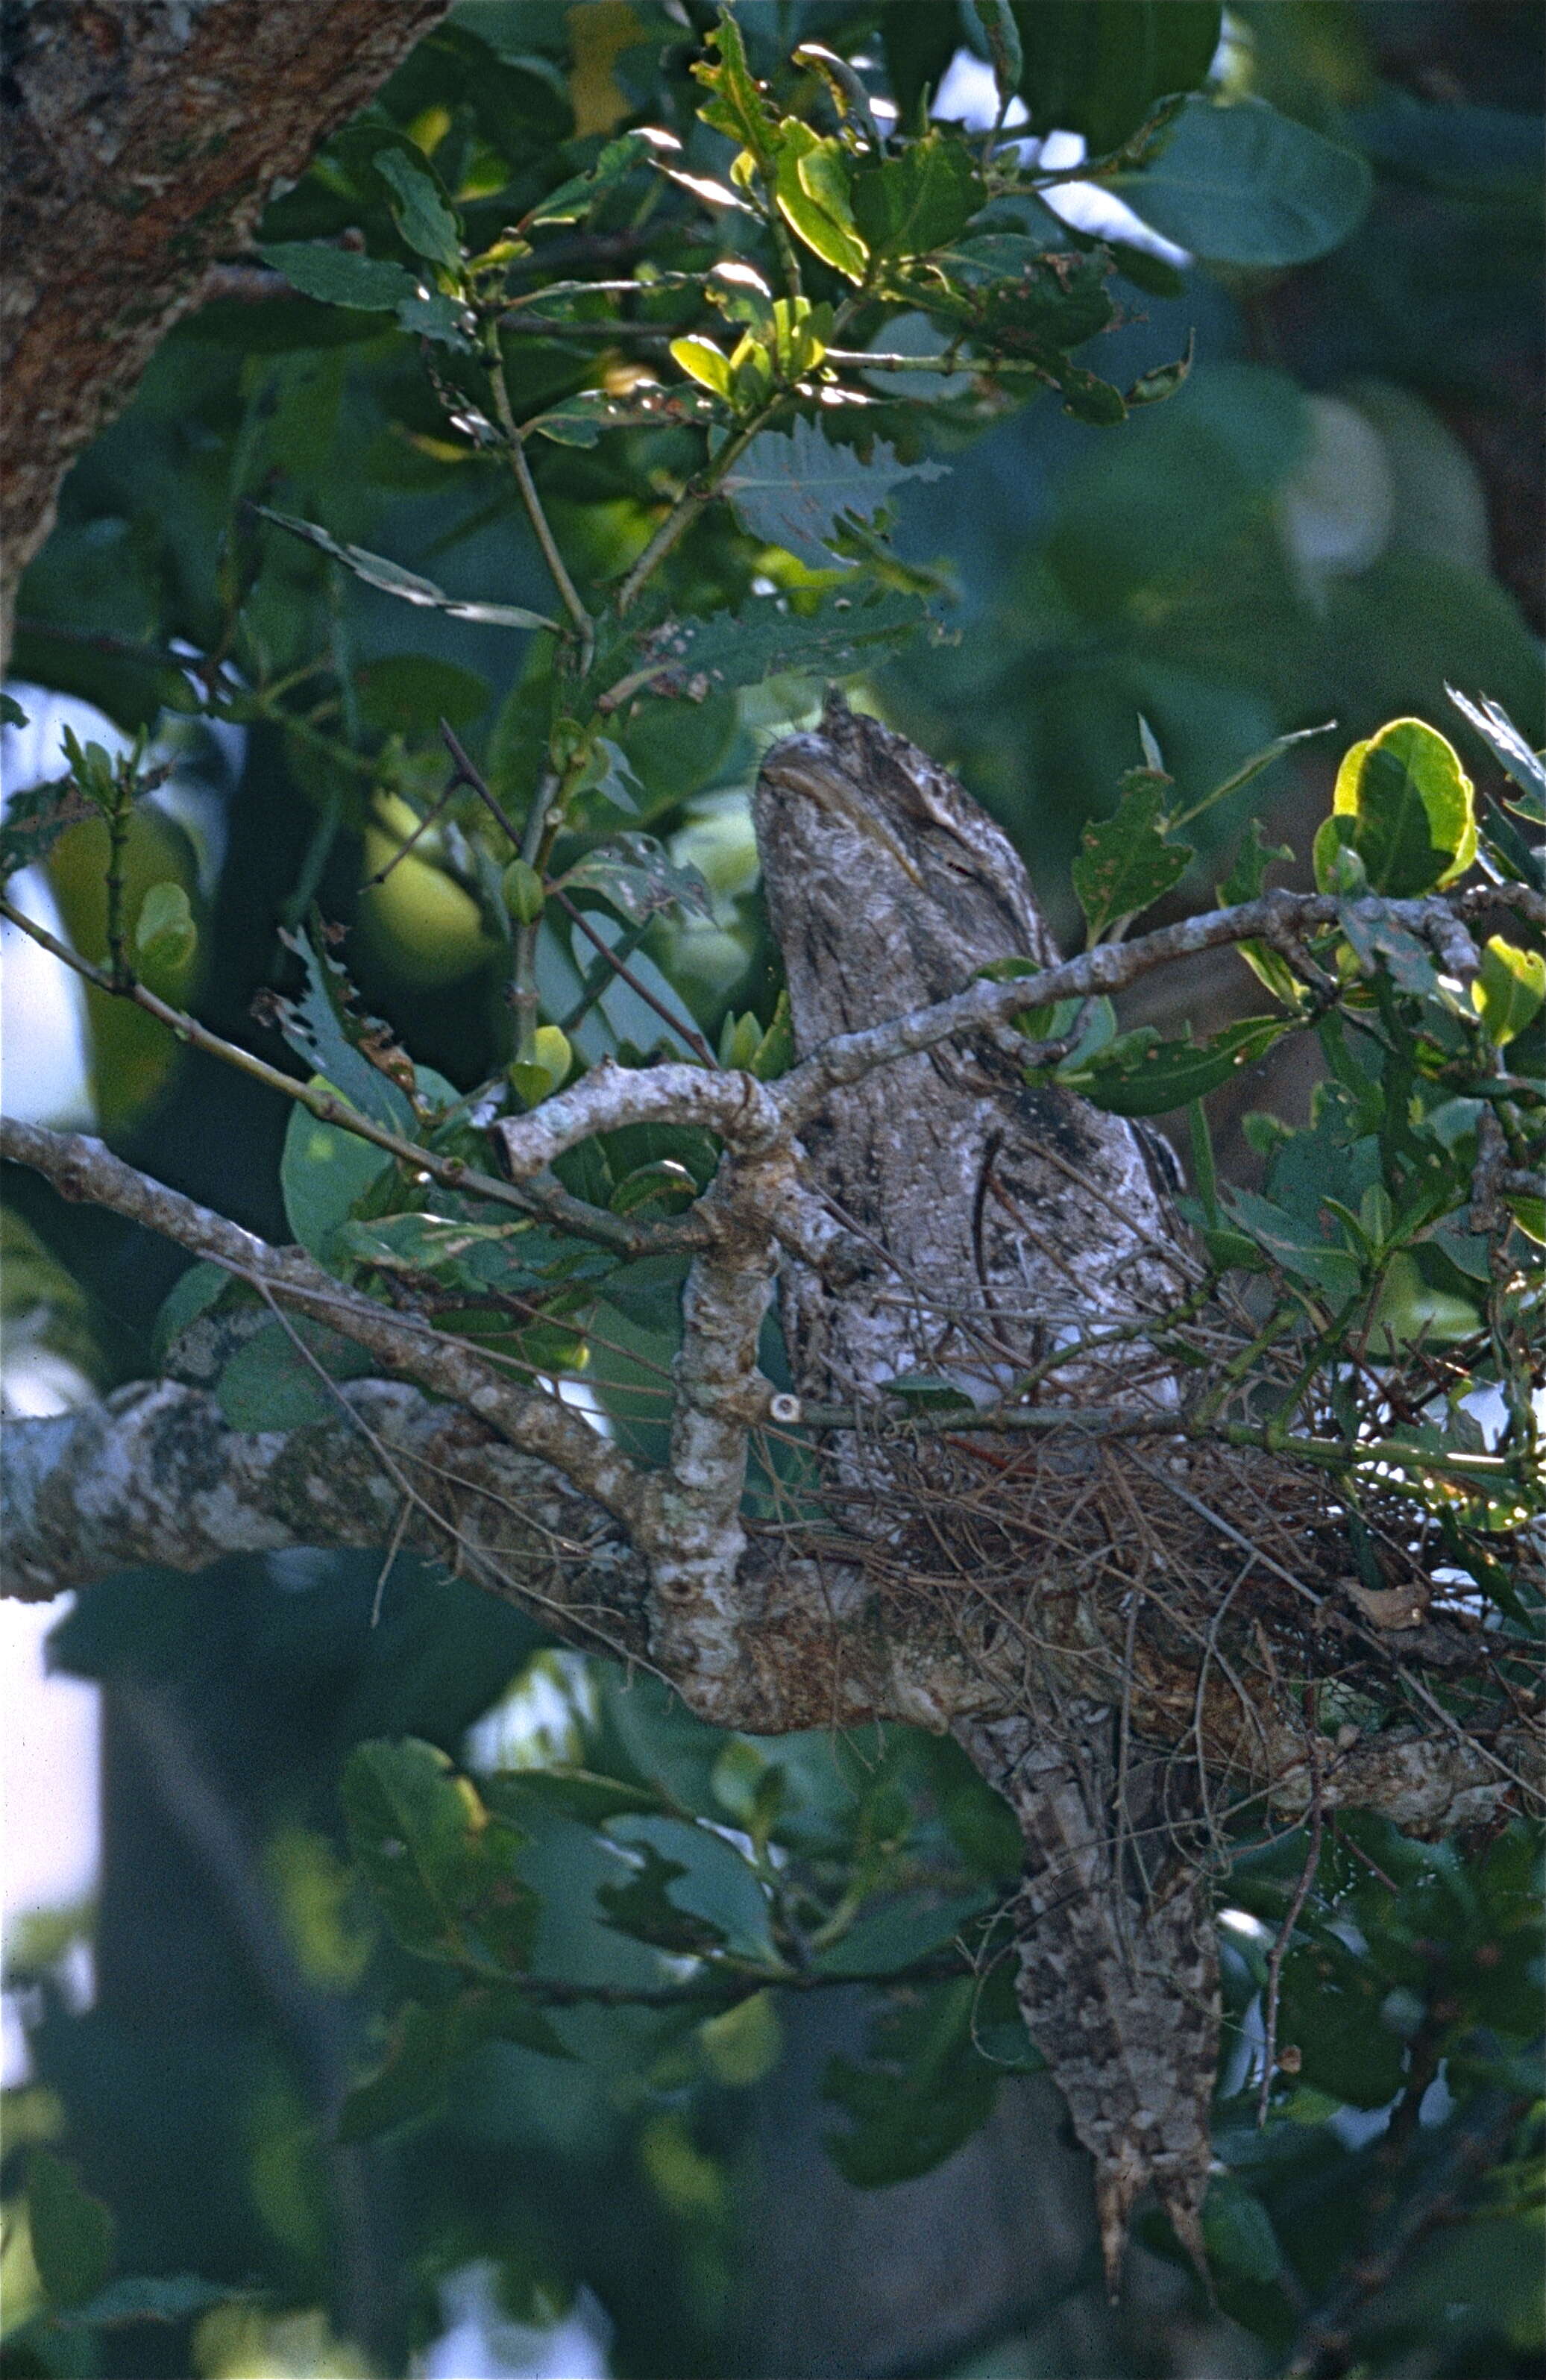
[1072, 776, 1192, 941]
[1052, 1016, 1293, 1117]
[561, 834, 714, 926]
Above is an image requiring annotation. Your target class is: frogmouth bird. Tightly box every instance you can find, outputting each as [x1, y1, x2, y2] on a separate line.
[754, 691, 1219, 2291]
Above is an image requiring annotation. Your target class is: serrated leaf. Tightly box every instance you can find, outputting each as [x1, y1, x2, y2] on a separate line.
[0, 773, 95, 879]
[260, 242, 420, 311]
[618, 585, 940, 703]
[268, 925, 416, 1131]
[255, 508, 557, 631]
[562, 833, 714, 925]
[720, 418, 948, 571]
[1113, 95, 1371, 266]
[28, 2152, 116, 2310]
[375, 148, 462, 270]
[1072, 776, 1191, 940]
[1327, 717, 1477, 896]
[691, 12, 779, 168]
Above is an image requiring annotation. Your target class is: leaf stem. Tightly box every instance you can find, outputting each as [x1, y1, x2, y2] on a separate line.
[615, 400, 787, 615]
[486, 338, 594, 671]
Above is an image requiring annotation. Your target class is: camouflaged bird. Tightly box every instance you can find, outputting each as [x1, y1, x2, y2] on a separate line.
[754, 691, 1219, 2291]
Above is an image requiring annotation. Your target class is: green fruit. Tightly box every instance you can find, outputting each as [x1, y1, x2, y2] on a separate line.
[501, 857, 547, 924]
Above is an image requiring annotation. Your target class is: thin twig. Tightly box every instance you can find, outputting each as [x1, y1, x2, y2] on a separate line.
[1257, 1688, 1324, 2126]
[549, 883, 717, 1066]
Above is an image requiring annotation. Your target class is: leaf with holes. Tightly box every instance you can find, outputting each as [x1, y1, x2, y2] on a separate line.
[720, 419, 948, 571]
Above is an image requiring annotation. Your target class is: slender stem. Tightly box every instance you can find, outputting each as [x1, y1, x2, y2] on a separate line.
[550, 884, 717, 1066]
[0, 894, 700, 1260]
[486, 338, 594, 670]
[104, 766, 133, 990]
[1257, 1697, 1324, 2127]
[559, 913, 653, 1032]
[615, 400, 788, 615]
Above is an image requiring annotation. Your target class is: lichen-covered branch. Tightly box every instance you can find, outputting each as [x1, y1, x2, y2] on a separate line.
[1, 1120, 647, 1530]
[1, 0, 450, 648]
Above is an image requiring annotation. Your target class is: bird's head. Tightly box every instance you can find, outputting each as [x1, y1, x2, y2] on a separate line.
[754, 690, 1052, 1043]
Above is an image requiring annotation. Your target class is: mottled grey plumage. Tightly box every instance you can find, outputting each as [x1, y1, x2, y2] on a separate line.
[755, 692, 1218, 2290]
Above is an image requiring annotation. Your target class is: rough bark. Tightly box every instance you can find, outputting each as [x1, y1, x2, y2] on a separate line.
[0, 0, 450, 647]
[2, 710, 1540, 2295]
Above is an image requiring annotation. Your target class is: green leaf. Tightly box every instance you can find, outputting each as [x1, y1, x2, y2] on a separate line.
[214, 1316, 373, 1429]
[1058, 1015, 1292, 1116]
[353, 655, 489, 738]
[604, 1815, 779, 1965]
[720, 418, 948, 571]
[58, 2274, 245, 2329]
[618, 585, 940, 703]
[1448, 686, 1546, 821]
[133, 880, 197, 996]
[883, 1373, 975, 1413]
[561, 833, 714, 926]
[1113, 95, 1372, 266]
[813, 1888, 993, 1978]
[1336, 899, 1439, 997]
[970, 0, 1023, 107]
[255, 509, 558, 632]
[1325, 717, 1477, 896]
[852, 135, 980, 258]
[882, 6, 963, 127]
[1225, 1189, 1365, 1301]
[823, 1979, 998, 2187]
[1473, 936, 1545, 1045]
[339, 1986, 570, 2140]
[151, 1260, 228, 1365]
[774, 121, 868, 283]
[28, 2151, 116, 2310]
[1173, 719, 1336, 833]
[1072, 776, 1191, 941]
[1202, 2175, 1285, 2284]
[527, 131, 663, 227]
[375, 148, 462, 270]
[269, 925, 415, 1132]
[260, 242, 419, 311]
[484, 1765, 667, 1824]
[692, 12, 779, 169]
[1, 691, 30, 726]
[669, 335, 735, 399]
[280, 1093, 392, 1259]
[342, 1738, 536, 1971]
[1008, 0, 1222, 154]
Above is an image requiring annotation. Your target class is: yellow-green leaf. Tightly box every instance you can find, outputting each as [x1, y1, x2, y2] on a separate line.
[669, 335, 733, 398]
[1329, 717, 1477, 896]
[1471, 935, 1545, 1044]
